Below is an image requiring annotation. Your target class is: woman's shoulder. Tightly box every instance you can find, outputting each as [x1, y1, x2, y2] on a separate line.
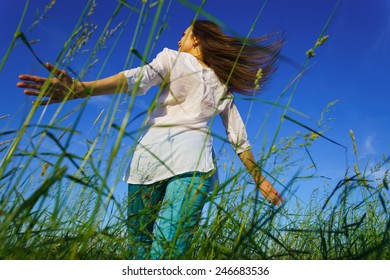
[160, 48, 193, 62]
[155, 48, 184, 65]
[158, 48, 180, 59]
[157, 48, 203, 70]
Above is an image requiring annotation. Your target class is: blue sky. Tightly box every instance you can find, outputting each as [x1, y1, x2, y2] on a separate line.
[1, 0, 389, 205]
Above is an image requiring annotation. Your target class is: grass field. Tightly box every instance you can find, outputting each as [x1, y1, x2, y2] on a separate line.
[0, 0, 389, 260]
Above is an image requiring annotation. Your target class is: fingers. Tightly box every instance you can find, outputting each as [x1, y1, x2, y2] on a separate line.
[258, 179, 284, 206]
[17, 77, 54, 105]
[270, 190, 284, 206]
[19, 62, 69, 82]
[21, 89, 53, 106]
[277, 192, 284, 204]
[17, 64, 71, 106]
[269, 190, 284, 206]
[45, 62, 69, 79]
[18, 74, 47, 84]
[267, 193, 281, 206]
[17, 81, 43, 91]
[17, 74, 50, 95]
[260, 187, 284, 206]
[17, 73, 59, 98]
[272, 196, 282, 207]
[23, 89, 41, 96]
[17, 79, 45, 100]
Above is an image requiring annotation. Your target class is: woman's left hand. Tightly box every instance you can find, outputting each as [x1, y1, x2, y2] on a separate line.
[238, 149, 284, 206]
[257, 177, 284, 206]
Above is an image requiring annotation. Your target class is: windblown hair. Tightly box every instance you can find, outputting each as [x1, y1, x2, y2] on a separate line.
[192, 19, 282, 95]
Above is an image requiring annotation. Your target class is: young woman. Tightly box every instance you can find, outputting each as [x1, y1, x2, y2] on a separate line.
[17, 20, 284, 259]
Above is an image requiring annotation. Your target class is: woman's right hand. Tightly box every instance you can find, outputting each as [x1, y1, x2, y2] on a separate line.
[17, 62, 81, 106]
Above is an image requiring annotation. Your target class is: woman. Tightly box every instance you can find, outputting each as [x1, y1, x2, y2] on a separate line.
[17, 20, 284, 259]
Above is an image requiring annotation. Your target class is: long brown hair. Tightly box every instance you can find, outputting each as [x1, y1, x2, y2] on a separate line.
[192, 20, 282, 95]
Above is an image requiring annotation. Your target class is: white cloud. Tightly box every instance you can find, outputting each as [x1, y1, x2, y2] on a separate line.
[363, 135, 375, 156]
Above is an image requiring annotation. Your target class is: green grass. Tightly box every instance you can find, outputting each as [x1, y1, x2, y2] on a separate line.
[0, 0, 389, 260]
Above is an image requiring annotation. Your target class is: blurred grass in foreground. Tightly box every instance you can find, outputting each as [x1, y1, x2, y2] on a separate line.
[0, 0, 388, 259]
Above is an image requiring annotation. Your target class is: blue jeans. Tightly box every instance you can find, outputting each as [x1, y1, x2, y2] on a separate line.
[127, 172, 212, 260]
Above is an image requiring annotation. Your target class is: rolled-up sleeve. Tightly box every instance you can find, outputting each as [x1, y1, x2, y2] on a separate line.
[122, 48, 170, 96]
[219, 97, 251, 154]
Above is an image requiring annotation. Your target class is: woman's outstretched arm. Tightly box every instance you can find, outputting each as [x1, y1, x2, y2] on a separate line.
[238, 149, 284, 206]
[17, 62, 128, 105]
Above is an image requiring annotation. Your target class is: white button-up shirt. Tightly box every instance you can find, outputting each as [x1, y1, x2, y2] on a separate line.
[123, 48, 250, 185]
